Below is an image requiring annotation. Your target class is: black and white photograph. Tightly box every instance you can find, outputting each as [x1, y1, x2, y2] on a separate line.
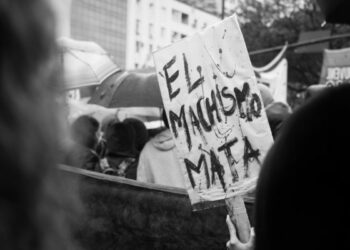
[1, 0, 349, 249]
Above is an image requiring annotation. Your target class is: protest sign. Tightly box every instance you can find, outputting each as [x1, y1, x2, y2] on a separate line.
[153, 14, 273, 210]
[319, 48, 350, 86]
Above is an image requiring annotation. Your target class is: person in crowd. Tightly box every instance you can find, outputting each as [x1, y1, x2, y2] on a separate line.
[124, 117, 149, 152]
[137, 110, 186, 188]
[257, 83, 291, 139]
[305, 84, 328, 100]
[0, 0, 78, 249]
[103, 121, 138, 179]
[95, 113, 118, 158]
[265, 101, 291, 139]
[101, 113, 119, 134]
[65, 115, 101, 172]
[226, 84, 350, 250]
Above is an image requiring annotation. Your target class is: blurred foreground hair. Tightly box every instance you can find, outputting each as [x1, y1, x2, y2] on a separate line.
[0, 0, 78, 249]
[255, 85, 350, 250]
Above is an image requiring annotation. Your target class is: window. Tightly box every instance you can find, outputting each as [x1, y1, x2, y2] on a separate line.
[172, 9, 189, 25]
[161, 27, 166, 38]
[136, 19, 140, 35]
[135, 63, 139, 69]
[181, 34, 186, 38]
[149, 23, 154, 39]
[192, 19, 198, 28]
[149, 44, 153, 53]
[181, 13, 189, 25]
[149, 2, 155, 20]
[136, 41, 143, 53]
[172, 9, 181, 22]
[136, 0, 141, 15]
[161, 6, 166, 17]
[171, 31, 179, 42]
[202, 22, 207, 30]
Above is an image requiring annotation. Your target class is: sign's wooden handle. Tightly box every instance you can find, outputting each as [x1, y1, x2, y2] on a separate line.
[225, 195, 251, 243]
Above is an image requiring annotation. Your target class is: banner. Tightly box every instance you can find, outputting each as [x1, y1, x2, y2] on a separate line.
[153, 15, 273, 210]
[254, 45, 288, 103]
[255, 59, 288, 103]
[319, 48, 350, 86]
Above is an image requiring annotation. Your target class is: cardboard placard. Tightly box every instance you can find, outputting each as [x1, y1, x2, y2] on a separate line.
[153, 15, 273, 210]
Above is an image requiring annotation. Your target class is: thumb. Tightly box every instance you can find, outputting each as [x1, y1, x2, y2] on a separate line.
[226, 216, 255, 250]
[250, 227, 255, 239]
[246, 228, 255, 248]
[226, 215, 239, 244]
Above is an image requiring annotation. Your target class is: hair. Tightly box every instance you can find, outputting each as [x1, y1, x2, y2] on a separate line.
[124, 118, 149, 151]
[71, 115, 100, 149]
[265, 102, 291, 139]
[255, 85, 350, 250]
[105, 122, 137, 157]
[0, 0, 78, 249]
[101, 114, 118, 134]
[305, 84, 328, 100]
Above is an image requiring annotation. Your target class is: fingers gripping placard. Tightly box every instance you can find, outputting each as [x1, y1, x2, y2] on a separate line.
[153, 15, 273, 210]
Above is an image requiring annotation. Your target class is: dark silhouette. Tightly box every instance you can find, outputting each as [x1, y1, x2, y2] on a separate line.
[65, 115, 101, 172]
[104, 122, 138, 179]
[265, 102, 291, 139]
[124, 118, 149, 152]
[0, 0, 78, 249]
[254, 85, 350, 250]
[228, 85, 350, 250]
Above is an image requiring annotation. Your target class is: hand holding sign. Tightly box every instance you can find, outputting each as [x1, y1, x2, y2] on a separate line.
[226, 215, 255, 250]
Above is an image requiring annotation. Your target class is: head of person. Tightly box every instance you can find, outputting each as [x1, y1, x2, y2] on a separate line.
[105, 122, 137, 157]
[305, 84, 328, 101]
[0, 0, 77, 249]
[254, 85, 350, 250]
[123, 118, 149, 152]
[265, 101, 291, 139]
[71, 115, 100, 150]
[100, 113, 119, 137]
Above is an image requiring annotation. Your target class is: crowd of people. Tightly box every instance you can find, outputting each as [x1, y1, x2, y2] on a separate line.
[1, 0, 349, 249]
[62, 82, 292, 190]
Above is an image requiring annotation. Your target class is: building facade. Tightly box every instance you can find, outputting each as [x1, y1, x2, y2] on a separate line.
[70, 0, 220, 70]
[71, 0, 128, 67]
[126, 0, 220, 69]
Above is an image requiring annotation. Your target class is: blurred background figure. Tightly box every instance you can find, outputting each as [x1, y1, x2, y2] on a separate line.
[65, 115, 102, 172]
[227, 84, 350, 250]
[137, 110, 186, 188]
[258, 83, 291, 139]
[103, 122, 138, 179]
[95, 113, 119, 158]
[0, 0, 78, 249]
[305, 84, 328, 100]
[265, 102, 291, 139]
[124, 118, 149, 152]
